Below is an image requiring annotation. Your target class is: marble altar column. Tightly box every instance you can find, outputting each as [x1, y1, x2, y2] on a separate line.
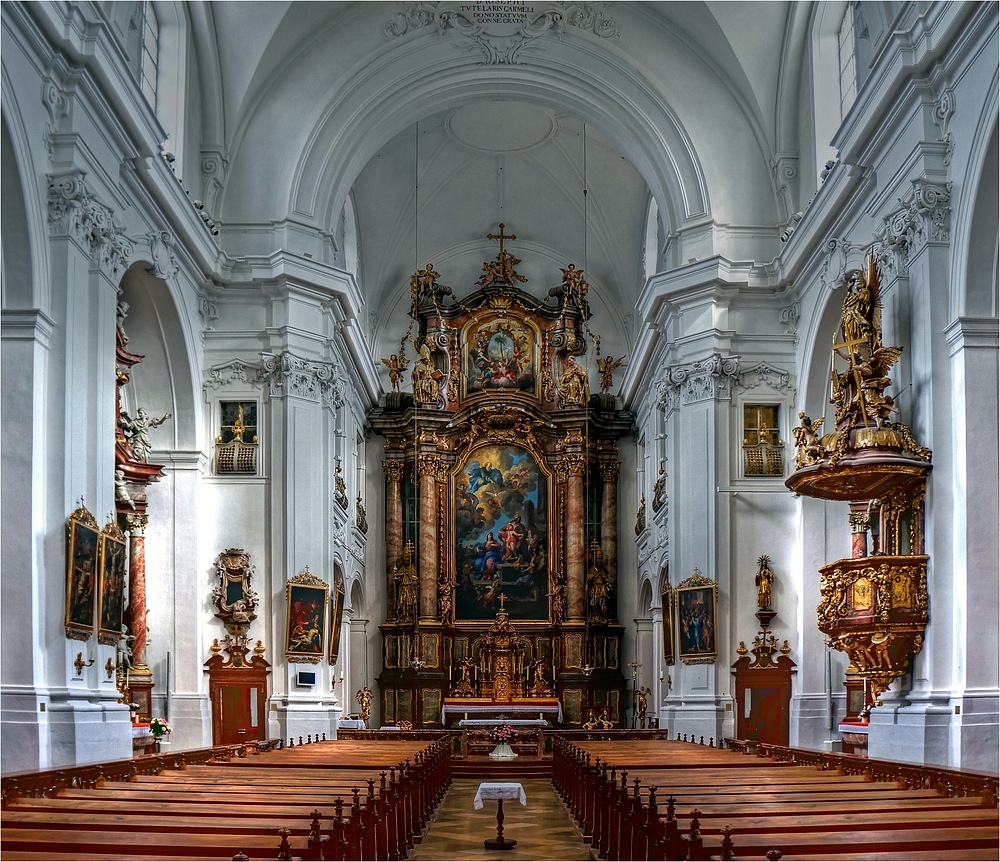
[599, 462, 620, 577]
[417, 454, 443, 622]
[565, 455, 587, 620]
[126, 512, 149, 667]
[383, 460, 405, 615]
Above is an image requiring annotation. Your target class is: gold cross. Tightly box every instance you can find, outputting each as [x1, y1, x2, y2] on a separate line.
[487, 223, 516, 258]
[498, 593, 507, 610]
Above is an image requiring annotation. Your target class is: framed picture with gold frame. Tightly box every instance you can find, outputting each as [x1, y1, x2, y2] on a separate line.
[676, 569, 719, 665]
[97, 519, 127, 646]
[328, 572, 346, 665]
[65, 503, 100, 641]
[660, 582, 675, 666]
[284, 569, 328, 665]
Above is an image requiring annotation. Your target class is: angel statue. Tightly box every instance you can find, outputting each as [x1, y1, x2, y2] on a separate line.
[596, 355, 623, 394]
[793, 412, 825, 468]
[356, 686, 373, 727]
[380, 353, 409, 392]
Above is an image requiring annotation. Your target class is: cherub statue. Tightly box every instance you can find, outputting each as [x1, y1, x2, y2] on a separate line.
[596, 355, 623, 395]
[114, 469, 135, 510]
[121, 407, 171, 462]
[414, 263, 441, 294]
[380, 353, 409, 392]
[559, 264, 587, 294]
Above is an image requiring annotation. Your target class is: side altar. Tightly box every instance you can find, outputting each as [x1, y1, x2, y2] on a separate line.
[369, 227, 633, 728]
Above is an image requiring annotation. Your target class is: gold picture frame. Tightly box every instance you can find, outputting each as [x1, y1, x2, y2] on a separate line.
[328, 572, 346, 665]
[661, 581, 675, 667]
[65, 503, 100, 641]
[284, 569, 328, 665]
[97, 519, 127, 646]
[676, 569, 719, 665]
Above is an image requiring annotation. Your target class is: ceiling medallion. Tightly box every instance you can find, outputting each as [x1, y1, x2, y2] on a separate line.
[386, 3, 619, 65]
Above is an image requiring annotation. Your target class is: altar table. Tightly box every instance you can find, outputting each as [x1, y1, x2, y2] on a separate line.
[474, 782, 526, 850]
[441, 697, 562, 725]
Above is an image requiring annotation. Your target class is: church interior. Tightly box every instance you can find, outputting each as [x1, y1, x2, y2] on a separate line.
[2, 1, 998, 858]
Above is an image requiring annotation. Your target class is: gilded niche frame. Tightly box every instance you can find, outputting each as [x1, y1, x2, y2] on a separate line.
[97, 519, 128, 646]
[676, 570, 719, 665]
[453, 440, 551, 623]
[65, 503, 100, 641]
[284, 570, 328, 665]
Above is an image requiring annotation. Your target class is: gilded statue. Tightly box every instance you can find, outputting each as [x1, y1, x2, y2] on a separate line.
[793, 412, 825, 468]
[557, 355, 589, 407]
[356, 686, 373, 727]
[411, 341, 443, 405]
[380, 353, 409, 392]
[394, 541, 419, 624]
[636, 686, 651, 728]
[596, 355, 623, 395]
[754, 555, 774, 609]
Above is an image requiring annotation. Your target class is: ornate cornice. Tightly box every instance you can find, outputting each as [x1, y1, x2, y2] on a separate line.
[204, 359, 260, 391]
[47, 172, 133, 278]
[873, 179, 951, 275]
[259, 351, 345, 406]
[737, 362, 792, 393]
[660, 354, 740, 409]
[386, 2, 618, 64]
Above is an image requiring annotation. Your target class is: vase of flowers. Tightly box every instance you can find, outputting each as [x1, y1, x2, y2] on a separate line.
[488, 724, 517, 759]
[127, 702, 140, 721]
[149, 717, 171, 752]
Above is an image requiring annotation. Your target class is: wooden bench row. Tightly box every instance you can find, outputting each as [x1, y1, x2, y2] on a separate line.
[2, 736, 455, 861]
[552, 737, 999, 861]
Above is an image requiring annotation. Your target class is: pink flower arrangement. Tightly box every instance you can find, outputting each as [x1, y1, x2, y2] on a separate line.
[149, 717, 172, 738]
[489, 724, 515, 744]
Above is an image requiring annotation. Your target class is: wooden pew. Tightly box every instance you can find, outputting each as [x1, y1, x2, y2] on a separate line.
[2, 735, 455, 861]
[552, 737, 999, 861]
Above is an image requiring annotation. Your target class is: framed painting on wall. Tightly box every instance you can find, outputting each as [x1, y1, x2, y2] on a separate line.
[284, 569, 328, 665]
[676, 569, 719, 664]
[65, 503, 100, 641]
[97, 519, 127, 646]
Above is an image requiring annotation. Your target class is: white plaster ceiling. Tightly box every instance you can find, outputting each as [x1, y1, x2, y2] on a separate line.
[205, 1, 803, 383]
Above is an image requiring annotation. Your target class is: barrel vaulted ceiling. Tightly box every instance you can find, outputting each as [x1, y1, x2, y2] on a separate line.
[203, 1, 809, 377]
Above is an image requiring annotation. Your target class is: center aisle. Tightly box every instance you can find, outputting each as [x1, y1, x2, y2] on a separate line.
[410, 777, 593, 861]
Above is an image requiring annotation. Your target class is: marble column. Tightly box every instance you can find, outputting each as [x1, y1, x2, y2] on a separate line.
[565, 455, 587, 621]
[126, 513, 149, 667]
[383, 460, 405, 615]
[417, 454, 443, 622]
[599, 462, 620, 577]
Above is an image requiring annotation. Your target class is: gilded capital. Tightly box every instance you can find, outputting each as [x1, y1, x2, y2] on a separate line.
[416, 453, 449, 481]
[598, 461, 621, 483]
[383, 460, 406, 482]
[125, 512, 148, 535]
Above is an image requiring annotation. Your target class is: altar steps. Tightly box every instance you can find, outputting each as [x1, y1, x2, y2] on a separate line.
[451, 756, 553, 779]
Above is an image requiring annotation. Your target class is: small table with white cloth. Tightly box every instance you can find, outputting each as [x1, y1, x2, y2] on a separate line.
[473, 781, 526, 850]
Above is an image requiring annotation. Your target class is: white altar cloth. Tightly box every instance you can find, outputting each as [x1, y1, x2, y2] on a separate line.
[441, 699, 562, 724]
[473, 782, 527, 810]
[458, 718, 547, 728]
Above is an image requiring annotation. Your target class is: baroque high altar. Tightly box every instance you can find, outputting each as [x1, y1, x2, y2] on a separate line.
[369, 226, 632, 728]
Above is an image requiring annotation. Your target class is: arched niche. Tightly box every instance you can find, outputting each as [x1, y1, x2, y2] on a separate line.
[117, 262, 201, 452]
